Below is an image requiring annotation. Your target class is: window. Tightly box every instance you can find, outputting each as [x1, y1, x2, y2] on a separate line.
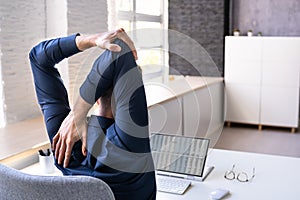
[108, 0, 168, 83]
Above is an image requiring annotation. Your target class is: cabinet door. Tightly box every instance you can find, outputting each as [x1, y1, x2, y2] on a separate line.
[262, 38, 300, 63]
[225, 83, 260, 124]
[260, 86, 299, 127]
[262, 38, 300, 87]
[225, 37, 263, 85]
[262, 60, 300, 87]
[148, 97, 183, 135]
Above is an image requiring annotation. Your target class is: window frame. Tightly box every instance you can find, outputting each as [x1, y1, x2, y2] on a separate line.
[109, 0, 169, 83]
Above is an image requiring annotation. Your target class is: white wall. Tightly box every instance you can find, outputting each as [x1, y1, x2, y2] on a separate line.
[46, 0, 69, 90]
[66, 0, 108, 104]
[0, 0, 108, 126]
[0, 0, 46, 126]
[232, 0, 300, 36]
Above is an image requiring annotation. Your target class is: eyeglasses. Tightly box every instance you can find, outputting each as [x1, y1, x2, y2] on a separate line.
[224, 164, 255, 182]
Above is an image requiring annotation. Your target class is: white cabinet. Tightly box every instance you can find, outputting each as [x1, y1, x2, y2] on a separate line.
[225, 83, 260, 124]
[225, 37, 263, 85]
[260, 86, 299, 127]
[224, 37, 262, 125]
[225, 36, 300, 130]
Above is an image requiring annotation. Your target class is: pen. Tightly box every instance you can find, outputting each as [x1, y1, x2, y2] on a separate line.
[38, 149, 45, 156]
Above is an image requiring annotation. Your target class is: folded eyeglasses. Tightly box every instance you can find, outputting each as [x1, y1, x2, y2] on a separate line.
[224, 164, 255, 182]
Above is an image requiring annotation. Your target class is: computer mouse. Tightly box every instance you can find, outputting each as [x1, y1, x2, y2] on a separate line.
[210, 188, 230, 200]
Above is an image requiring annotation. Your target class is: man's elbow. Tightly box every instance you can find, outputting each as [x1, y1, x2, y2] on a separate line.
[114, 39, 131, 54]
[29, 43, 48, 66]
[29, 46, 38, 64]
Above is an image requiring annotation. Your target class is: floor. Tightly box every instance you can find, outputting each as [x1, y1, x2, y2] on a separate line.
[215, 123, 300, 158]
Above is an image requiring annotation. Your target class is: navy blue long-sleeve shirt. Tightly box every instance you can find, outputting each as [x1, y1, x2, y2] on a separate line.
[29, 34, 156, 200]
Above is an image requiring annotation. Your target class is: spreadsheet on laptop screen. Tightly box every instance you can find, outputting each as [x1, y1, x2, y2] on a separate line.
[150, 133, 210, 177]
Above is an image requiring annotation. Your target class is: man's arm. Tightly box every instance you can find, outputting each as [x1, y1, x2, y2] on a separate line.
[29, 33, 82, 148]
[75, 28, 137, 59]
[29, 34, 81, 69]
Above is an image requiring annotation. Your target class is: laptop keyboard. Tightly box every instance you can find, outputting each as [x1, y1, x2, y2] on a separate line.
[156, 176, 191, 195]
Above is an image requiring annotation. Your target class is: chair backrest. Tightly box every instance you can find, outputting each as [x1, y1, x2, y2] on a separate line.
[0, 163, 115, 200]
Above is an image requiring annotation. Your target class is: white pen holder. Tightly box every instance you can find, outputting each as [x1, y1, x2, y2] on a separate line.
[39, 153, 55, 174]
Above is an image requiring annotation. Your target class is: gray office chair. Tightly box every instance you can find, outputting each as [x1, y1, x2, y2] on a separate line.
[0, 163, 115, 200]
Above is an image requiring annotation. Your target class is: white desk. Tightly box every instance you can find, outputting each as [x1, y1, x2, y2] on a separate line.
[158, 148, 300, 199]
[145, 76, 223, 107]
[21, 148, 300, 199]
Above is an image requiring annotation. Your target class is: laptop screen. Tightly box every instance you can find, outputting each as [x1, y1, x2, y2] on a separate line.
[150, 133, 210, 177]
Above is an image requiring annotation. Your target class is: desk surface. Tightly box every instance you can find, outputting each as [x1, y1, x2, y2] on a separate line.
[21, 148, 300, 199]
[145, 76, 223, 107]
[0, 117, 49, 161]
[158, 148, 300, 199]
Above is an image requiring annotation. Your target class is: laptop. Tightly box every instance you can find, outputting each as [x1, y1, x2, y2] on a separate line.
[150, 133, 214, 182]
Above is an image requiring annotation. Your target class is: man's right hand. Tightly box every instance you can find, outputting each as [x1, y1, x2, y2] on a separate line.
[76, 28, 138, 60]
[53, 111, 80, 168]
[52, 94, 91, 168]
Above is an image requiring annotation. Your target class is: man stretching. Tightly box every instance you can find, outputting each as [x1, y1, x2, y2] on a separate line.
[29, 29, 156, 199]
